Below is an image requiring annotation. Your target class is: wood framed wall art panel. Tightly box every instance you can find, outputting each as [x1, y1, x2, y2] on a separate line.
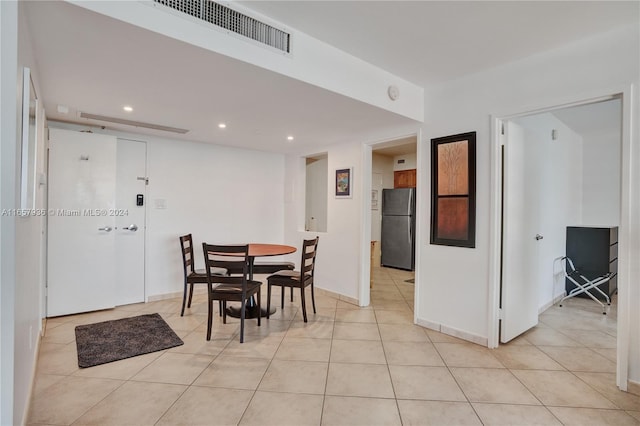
[430, 132, 476, 248]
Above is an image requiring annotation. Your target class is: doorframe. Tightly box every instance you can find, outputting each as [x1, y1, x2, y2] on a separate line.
[359, 129, 422, 312]
[487, 86, 634, 391]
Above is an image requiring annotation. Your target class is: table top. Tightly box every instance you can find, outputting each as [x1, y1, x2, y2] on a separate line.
[248, 243, 296, 257]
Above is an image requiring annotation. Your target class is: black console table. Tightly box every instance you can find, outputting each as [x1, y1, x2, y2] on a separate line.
[566, 226, 618, 300]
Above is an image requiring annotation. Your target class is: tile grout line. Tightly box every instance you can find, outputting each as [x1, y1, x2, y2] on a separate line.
[235, 289, 297, 426]
[319, 300, 338, 426]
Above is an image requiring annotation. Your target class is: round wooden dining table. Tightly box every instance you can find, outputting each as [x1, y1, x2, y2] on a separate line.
[226, 243, 296, 319]
[247, 243, 297, 271]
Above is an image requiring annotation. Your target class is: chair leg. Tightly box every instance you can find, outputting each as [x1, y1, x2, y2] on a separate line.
[206, 299, 213, 340]
[267, 283, 272, 319]
[290, 287, 293, 302]
[239, 300, 246, 343]
[219, 300, 223, 317]
[257, 289, 261, 327]
[222, 301, 227, 324]
[311, 283, 316, 314]
[281, 285, 285, 309]
[187, 283, 195, 309]
[300, 287, 308, 323]
[180, 280, 188, 316]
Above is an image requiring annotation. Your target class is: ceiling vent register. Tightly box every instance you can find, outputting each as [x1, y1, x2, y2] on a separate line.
[153, 0, 291, 53]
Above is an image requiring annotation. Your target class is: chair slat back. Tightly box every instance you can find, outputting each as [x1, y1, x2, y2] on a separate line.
[203, 243, 250, 288]
[300, 237, 319, 278]
[179, 234, 196, 274]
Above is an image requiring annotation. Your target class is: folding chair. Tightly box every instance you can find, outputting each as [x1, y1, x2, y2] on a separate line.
[559, 256, 614, 314]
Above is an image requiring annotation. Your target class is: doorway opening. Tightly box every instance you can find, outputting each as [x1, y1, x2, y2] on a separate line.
[364, 135, 418, 310]
[304, 153, 328, 233]
[490, 94, 629, 390]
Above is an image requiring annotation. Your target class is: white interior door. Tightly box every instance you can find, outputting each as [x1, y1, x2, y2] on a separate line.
[47, 128, 117, 316]
[500, 121, 540, 342]
[115, 139, 146, 305]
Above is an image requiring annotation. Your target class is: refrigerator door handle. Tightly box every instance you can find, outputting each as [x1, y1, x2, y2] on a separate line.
[409, 189, 414, 213]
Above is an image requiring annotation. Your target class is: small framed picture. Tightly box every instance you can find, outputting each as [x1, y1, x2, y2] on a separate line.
[335, 167, 353, 198]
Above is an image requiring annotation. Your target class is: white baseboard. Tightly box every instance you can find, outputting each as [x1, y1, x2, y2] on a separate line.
[147, 286, 360, 306]
[441, 325, 488, 346]
[538, 292, 566, 314]
[147, 291, 183, 302]
[415, 317, 488, 346]
[415, 317, 440, 331]
[315, 287, 359, 306]
[23, 327, 42, 425]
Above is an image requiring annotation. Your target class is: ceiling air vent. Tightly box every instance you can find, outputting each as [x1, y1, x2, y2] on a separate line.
[79, 112, 189, 134]
[154, 0, 291, 53]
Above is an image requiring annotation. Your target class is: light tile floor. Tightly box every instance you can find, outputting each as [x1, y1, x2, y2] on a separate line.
[28, 267, 639, 425]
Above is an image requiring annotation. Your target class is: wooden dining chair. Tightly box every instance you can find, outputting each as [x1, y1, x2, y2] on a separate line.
[179, 234, 228, 316]
[202, 243, 262, 342]
[266, 237, 319, 322]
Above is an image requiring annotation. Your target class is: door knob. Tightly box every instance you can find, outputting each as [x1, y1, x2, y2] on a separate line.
[535, 234, 544, 240]
[98, 226, 112, 232]
[122, 224, 138, 232]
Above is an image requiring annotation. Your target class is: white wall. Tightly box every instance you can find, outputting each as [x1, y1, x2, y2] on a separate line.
[4, 4, 50, 424]
[285, 141, 363, 301]
[305, 157, 328, 232]
[581, 120, 621, 226]
[1, 3, 50, 423]
[392, 153, 417, 171]
[371, 153, 394, 241]
[417, 24, 639, 380]
[146, 137, 285, 298]
[513, 113, 583, 309]
[0, 3, 19, 424]
[372, 153, 395, 190]
[49, 123, 286, 300]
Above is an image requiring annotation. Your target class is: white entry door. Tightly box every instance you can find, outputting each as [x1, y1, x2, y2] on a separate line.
[500, 121, 540, 342]
[48, 129, 146, 316]
[115, 139, 146, 305]
[47, 128, 117, 316]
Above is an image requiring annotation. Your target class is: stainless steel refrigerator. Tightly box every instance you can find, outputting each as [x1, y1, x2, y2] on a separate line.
[381, 188, 416, 270]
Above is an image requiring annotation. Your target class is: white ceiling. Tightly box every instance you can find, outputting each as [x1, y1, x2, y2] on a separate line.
[23, 1, 417, 153]
[372, 136, 417, 157]
[242, 1, 639, 87]
[23, 1, 638, 153]
[553, 98, 621, 138]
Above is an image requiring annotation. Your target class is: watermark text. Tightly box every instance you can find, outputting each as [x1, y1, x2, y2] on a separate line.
[1, 208, 129, 217]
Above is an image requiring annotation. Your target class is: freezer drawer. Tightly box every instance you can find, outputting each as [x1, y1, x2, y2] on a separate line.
[381, 215, 415, 270]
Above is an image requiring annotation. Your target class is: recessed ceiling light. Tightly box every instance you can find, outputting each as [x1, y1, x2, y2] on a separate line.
[287, 136, 294, 141]
[123, 106, 133, 112]
[218, 123, 227, 129]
